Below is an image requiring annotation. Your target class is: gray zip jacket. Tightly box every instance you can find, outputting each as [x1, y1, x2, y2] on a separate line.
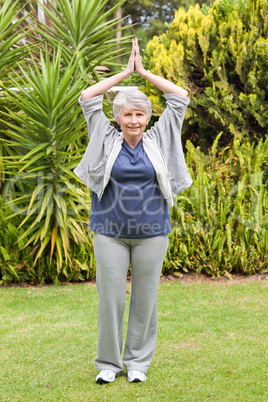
[74, 92, 192, 207]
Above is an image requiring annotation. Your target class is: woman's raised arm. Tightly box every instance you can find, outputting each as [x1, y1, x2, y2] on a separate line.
[81, 38, 188, 101]
[81, 42, 135, 100]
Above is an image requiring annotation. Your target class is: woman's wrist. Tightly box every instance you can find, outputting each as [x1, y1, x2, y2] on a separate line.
[139, 69, 152, 80]
[124, 67, 134, 78]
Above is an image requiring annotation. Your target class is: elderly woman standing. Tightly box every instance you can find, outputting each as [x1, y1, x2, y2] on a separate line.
[74, 38, 192, 384]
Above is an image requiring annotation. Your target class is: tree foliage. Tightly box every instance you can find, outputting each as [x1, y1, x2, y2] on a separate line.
[143, 0, 268, 148]
[105, 0, 214, 57]
[116, 0, 213, 34]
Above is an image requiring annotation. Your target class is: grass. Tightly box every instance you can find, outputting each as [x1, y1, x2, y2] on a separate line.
[0, 279, 267, 401]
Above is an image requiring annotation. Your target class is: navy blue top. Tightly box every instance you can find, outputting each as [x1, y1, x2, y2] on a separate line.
[90, 139, 171, 238]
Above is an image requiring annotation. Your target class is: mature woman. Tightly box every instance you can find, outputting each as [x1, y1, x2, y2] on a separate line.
[74, 38, 192, 384]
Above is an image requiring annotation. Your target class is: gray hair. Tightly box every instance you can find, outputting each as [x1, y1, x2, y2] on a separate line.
[113, 89, 152, 121]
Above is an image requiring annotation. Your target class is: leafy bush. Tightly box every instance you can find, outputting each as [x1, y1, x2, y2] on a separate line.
[0, 194, 96, 285]
[1, 134, 267, 284]
[143, 0, 268, 148]
[165, 134, 268, 277]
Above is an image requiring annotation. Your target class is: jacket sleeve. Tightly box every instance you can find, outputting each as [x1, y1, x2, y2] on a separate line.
[74, 95, 120, 191]
[145, 93, 190, 152]
[79, 94, 112, 140]
[145, 93, 192, 196]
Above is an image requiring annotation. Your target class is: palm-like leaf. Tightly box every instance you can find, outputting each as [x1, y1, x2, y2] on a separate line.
[0, 0, 27, 82]
[2, 47, 91, 272]
[35, 0, 130, 73]
[0, 0, 29, 188]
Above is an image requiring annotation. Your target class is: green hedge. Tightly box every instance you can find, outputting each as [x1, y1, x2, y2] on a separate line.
[1, 134, 267, 284]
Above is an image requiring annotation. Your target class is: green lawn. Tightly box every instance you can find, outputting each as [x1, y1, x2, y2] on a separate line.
[0, 279, 267, 401]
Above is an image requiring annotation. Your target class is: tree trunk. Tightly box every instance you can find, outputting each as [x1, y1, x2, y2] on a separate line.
[37, 0, 57, 29]
[116, 6, 122, 49]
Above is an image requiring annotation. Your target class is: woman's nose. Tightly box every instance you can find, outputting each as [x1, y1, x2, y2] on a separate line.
[131, 115, 137, 123]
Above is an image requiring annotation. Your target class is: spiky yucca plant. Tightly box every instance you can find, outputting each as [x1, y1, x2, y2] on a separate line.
[0, 0, 130, 282]
[2, 48, 90, 274]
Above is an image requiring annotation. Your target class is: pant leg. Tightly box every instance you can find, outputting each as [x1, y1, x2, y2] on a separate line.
[123, 234, 169, 373]
[94, 233, 130, 373]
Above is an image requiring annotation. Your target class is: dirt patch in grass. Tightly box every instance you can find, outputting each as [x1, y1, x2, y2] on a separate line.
[1, 271, 268, 288]
[159, 271, 268, 285]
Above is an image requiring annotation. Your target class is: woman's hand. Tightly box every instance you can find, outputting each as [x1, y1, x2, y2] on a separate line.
[81, 40, 135, 100]
[125, 40, 135, 76]
[124, 38, 147, 78]
[133, 38, 147, 78]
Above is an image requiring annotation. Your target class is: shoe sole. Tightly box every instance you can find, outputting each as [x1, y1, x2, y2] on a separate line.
[96, 378, 111, 384]
[96, 371, 122, 384]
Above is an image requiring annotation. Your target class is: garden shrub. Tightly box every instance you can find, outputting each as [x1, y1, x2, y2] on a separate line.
[142, 0, 268, 148]
[0, 194, 96, 285]
[165, 133, 268, 277]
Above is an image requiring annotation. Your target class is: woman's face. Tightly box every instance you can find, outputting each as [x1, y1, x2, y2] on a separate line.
[118, 106, 149, 143]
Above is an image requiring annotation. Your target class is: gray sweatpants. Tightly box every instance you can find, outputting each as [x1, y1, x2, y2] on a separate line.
[93, 233, 169, 374]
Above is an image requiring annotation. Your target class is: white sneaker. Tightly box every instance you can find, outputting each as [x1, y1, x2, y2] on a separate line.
[128, 370, 146, 383]
[96, 369, 116, 384]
